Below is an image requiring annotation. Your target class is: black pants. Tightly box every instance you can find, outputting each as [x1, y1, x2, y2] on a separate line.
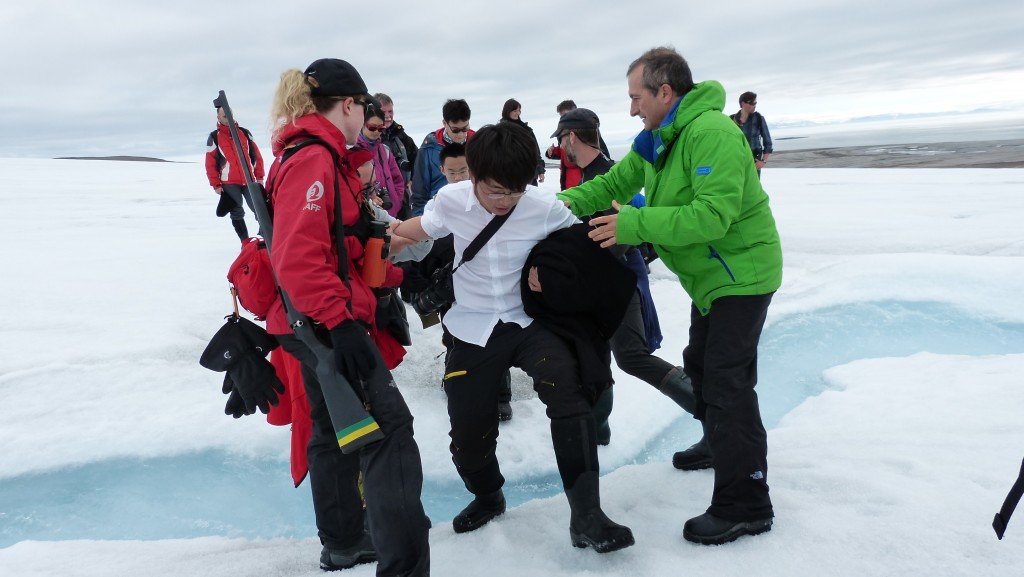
[443, 321, 593, 494]
[277, 333, 429, 577]
[221, 183, 255, 221]
[609, 289, 676, 387]
[682, 293, 774, 522]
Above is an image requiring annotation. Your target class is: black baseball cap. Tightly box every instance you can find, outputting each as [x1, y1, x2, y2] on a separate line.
[304, 58, 380, 108]
[550, 107, 600, 138]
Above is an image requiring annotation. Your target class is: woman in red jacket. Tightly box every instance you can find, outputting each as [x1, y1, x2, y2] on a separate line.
[265, 58, 429, 576]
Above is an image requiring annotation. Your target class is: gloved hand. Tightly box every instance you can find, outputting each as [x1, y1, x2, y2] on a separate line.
[330, 320, 377, 381]
[226, 354, 285, 415]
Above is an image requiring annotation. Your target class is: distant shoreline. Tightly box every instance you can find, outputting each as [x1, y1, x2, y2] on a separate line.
[54, 156, 177, 163]
[62, 139, 1023, 169]
[770, 139, 1024, 168]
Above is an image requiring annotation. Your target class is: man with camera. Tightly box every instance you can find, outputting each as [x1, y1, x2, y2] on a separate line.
[392, 122, 635, 554]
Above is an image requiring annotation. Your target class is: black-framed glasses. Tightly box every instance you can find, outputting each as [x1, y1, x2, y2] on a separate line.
[745, 101, 757, 106]
[483, 190, 526, 201]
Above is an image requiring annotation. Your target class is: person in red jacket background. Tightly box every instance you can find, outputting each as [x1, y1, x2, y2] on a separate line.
[206, 103, 265, 242]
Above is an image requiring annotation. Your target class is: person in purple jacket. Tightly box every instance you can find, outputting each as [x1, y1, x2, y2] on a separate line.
[357, 104, 406, 217]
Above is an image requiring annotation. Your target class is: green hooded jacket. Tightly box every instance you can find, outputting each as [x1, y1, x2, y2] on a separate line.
[557, 80, 782, 315]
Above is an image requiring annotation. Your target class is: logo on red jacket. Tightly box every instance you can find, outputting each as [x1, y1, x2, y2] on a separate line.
[306, 181, 324, 202]
[304, 181, 324, 212]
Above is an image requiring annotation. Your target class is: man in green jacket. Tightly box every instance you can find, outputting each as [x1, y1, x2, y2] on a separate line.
[557, 46, 782, 546]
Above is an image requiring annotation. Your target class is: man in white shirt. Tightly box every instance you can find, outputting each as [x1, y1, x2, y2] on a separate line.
[393, 123, 635, 554]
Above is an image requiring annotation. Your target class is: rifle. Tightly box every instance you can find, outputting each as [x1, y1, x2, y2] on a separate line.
[994, 456, 1024, 540]
[214, 90, 384, 453]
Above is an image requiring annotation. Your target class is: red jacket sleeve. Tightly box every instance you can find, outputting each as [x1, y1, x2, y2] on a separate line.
[270, 147, 373, 329]
[205, 131, 221, 188]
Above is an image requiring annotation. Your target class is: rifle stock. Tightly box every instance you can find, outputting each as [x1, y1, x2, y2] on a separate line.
[216, 90, 383, 453]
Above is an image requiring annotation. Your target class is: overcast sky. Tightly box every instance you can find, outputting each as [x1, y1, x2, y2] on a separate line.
[2, 0, 1022, 159]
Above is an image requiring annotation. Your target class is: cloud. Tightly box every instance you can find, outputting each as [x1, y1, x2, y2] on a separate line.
[2, 0, 1022, 158]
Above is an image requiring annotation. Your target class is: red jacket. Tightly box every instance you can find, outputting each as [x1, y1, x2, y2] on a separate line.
[206, 123, 265, 188]
[546, 145, 582, 190]
[263, 114, 402, 336]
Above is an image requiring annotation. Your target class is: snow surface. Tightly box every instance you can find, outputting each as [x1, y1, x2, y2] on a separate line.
[1, 158, 1023, 576]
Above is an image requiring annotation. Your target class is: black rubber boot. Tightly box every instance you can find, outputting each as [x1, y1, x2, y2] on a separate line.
[497, 368, 513, 422]
[551, 416, 634, 553]
[682, 512, 772, 545]
[452, 489, 506, 533]
[658, 366, 696, 415]
[231, 218, 249, 242]
[319, 532, 376, 571]
[672, 420, 712, 471]
[592, 388, 614, 446]
[566, 472, 635, 553]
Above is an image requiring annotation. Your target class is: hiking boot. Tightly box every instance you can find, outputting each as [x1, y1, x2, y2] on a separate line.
[319, 533, 376, 571]
[682, 512, 772, 545]
[452, 490, 506, 533]
[672, 435, 712, 470]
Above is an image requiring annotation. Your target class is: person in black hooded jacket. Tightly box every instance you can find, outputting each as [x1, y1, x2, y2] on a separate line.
[500, 98, 546, 186]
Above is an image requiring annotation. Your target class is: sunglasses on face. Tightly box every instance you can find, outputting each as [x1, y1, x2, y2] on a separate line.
[447, 124, 470, 134]
[365, 123, 385, 132]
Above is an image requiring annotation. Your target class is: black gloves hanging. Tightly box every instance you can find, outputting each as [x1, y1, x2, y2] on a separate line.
[200, 316, 285, 418]
[329, 320, 377, 382]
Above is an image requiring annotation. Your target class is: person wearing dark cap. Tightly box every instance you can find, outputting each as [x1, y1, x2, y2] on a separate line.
[264, 58, 430, 576]
[551, 109, 701, 449]
[206, 102, 265, 242]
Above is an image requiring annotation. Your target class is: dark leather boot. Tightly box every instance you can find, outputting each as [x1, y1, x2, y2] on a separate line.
[566, 472, 635, 553]
[592, 388, 614, 446]
[452, 489, 506, 533]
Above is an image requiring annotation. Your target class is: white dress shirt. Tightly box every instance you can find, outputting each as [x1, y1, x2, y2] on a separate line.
[419, 180, 579, 347]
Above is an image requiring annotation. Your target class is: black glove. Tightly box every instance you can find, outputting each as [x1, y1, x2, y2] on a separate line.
[330, 320, 377, 381]
[226, 354, 285, 415]
[201, 317, 284, 417]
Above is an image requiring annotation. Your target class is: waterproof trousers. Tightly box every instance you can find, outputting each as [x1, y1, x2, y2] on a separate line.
[682, 293, 774, 522]
[277, 334, 430, 577]
[443, 321, 593, 494]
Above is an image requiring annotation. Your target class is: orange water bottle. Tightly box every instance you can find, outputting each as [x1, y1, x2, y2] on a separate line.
[361, 220, 390, 287]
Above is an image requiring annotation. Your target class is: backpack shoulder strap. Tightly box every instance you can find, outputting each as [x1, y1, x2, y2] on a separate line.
[272, 138, 352, 283]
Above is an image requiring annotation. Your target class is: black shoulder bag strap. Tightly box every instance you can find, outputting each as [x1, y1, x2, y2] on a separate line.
[453, 204, 517, 272]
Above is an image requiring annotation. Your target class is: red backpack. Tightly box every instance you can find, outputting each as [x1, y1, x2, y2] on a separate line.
[227, 238, 278, 320]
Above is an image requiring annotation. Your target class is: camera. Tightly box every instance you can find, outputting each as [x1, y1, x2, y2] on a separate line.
[363, 182, 393, 211]
[412, 262, 455, 316]
[398, 158, 412, 172]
